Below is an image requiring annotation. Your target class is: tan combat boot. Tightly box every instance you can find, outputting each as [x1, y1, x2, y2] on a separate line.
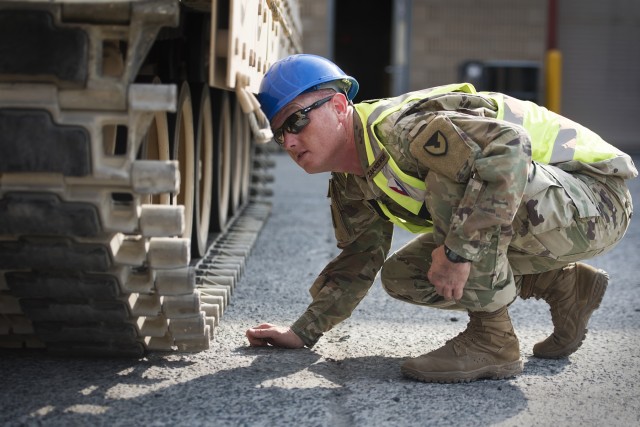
[401, 307, 523, 383]
[520, 262, 609, 359]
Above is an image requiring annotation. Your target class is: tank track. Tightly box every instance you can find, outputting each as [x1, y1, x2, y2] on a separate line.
[0, 1, 274, 356]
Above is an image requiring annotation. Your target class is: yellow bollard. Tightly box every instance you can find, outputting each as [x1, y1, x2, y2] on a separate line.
[545, 49, 562, 113]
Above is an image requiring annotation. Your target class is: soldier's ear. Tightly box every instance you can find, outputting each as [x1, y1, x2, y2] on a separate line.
[332, 92, 349, 114]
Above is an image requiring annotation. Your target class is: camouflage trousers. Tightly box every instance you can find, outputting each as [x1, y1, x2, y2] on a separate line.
[380, 163, 634, 312]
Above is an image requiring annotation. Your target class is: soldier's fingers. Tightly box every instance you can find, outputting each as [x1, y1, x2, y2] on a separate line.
[246, 330, 269, 346]
[433, 283, 443, 296]
[247, 337, 269, 347]
[253, 323, 276, 330]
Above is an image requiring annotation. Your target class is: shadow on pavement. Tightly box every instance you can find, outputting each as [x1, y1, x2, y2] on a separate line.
[1, 347, 530, 427]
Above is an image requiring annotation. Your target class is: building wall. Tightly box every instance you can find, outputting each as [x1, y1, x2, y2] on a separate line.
[299, 0, 332, 57]
[558, 0, 639, 150]
[409, 0, 547, 89]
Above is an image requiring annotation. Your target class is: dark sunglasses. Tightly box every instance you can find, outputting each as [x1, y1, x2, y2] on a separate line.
[273, 95, 334, 146]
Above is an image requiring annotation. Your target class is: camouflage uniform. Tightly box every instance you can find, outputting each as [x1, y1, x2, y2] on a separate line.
[291, 88, 637, 348]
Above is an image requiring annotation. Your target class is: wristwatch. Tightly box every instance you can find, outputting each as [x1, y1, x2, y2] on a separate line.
[444, 245, 471, 263]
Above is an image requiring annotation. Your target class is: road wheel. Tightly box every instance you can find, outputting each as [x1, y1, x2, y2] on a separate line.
[191, 83, 213, 258]
[168, 81, 195, 241]
[229, 96, 244, 216]
[209, 89, 231, 232]
[239, 110, 253, 206]
[139, 76, 171, 205]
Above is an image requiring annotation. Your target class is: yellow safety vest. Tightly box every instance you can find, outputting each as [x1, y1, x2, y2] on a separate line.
[354, 82, 624, 234]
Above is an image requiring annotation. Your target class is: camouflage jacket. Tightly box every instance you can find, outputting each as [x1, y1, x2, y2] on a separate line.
[290, 88, 637, 347]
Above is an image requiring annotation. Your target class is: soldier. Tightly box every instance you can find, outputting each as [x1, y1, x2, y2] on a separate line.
[245, 54, 637, 383]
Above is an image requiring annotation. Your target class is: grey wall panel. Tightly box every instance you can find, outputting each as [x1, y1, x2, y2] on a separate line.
[559, 0, 640, 152]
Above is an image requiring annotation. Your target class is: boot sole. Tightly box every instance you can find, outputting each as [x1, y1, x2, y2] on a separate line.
[401, 359, 524, 383]
[533, 269, 608, 359]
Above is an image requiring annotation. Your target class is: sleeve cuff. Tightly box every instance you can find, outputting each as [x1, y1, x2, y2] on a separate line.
[291, 316, 323, 348]
[444, 236, 483, 262]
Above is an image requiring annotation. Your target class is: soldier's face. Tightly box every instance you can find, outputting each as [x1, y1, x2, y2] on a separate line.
[272, 96, 334, 146]
[272, 92, 344, 174]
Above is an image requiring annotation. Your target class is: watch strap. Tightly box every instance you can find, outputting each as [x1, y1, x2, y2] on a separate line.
[444, 245, 471, 263]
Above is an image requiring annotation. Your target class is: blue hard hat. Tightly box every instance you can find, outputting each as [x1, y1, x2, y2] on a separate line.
[258, 54, 359, 122]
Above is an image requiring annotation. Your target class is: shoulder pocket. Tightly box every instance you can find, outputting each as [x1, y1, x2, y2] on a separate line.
[408, 114, 479, 182]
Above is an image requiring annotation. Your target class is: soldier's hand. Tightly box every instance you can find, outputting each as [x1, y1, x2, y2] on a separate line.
[428, 245, 471, 301]
[246, 323, 305, 348]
